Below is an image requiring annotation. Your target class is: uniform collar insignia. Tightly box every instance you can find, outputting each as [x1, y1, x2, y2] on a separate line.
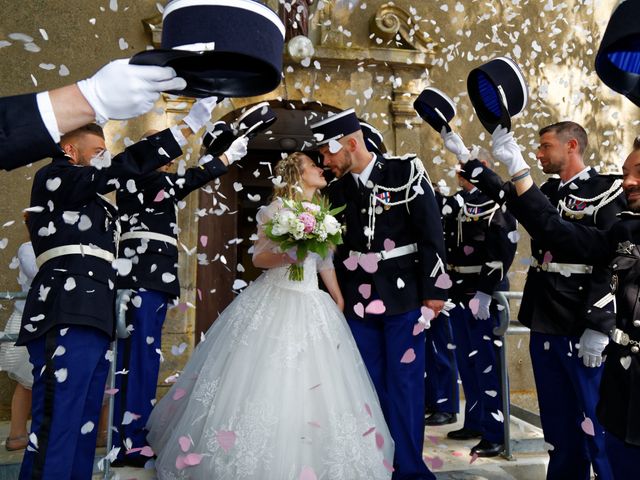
[617, 240, 635, 255]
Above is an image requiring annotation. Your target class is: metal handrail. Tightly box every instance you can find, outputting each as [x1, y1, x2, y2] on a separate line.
[0, 292, 28, 344]
[491, 290, 527, 460]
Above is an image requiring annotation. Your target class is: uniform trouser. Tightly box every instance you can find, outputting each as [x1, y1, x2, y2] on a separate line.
[424, 314, 459, 414]
[112, 290, 168, 459]
[530, 332, 613, 480]
[449, 305, 504, 443]
[347, 308, 435, 480]
[604, 430, 640, 480]
[20, 326, 110, 480]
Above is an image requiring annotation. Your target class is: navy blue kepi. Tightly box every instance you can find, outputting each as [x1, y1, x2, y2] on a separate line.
[595, 0, 640, 107]
[130, 0, 285, 98]
[467, 57, 528, 133]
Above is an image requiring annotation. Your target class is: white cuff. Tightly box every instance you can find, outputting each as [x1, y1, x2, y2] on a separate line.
[36, 91, 61, 144]
[169, 125, 188, 147]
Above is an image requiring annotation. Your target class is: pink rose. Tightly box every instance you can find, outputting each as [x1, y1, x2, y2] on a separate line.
[298, 212, 316, 233]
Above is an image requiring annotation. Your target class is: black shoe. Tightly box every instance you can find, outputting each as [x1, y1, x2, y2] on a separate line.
[424, 412, 457, 426]
[111, 455, 153, 468]
[470, 439, 504, 457]
[447, 427, 483, 440]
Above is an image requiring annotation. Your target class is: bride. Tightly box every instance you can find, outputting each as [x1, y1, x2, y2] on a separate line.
[146, 152, 394, 479]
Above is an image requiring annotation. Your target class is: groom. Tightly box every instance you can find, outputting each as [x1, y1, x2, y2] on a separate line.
[312, 109, 448, 480]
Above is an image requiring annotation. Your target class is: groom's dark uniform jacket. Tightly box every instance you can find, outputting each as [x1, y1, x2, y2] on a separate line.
[327, 153, 448, 316]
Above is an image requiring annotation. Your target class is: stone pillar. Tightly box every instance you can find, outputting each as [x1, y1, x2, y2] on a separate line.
[390, 68, 426, 156]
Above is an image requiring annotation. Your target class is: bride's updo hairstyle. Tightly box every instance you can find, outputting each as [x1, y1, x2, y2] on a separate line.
[273, 152, 307, 200]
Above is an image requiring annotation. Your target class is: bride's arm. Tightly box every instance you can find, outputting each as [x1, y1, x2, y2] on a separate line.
[319, 268, 345, 312]
[252, 250, 295, 269]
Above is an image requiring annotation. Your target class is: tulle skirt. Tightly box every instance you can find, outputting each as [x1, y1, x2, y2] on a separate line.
[147, 269, 393, 480]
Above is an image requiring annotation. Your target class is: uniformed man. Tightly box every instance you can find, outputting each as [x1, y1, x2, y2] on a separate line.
[438, 148, 517, 457]
[0, 59, 185, 170]
[311, 108, 448, 480]
[465, 133, 640, 480]
[424, 187, 460, 427]
[17, 97, 215, 479]
[111, 132, 248, 467]
[452, 122, 625, 479]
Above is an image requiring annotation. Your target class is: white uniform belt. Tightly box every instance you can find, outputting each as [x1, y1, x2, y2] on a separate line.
[350, 243, 417, 261]
[611, 328, 640, 351]
[36, 245, 115, 268]
[530, 258, 593, 274]
[447, 264, 482, 274]
[120, 231, 177, 246]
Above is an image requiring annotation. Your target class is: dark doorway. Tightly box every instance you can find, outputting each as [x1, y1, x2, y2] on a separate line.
[195, 101, 337, 341]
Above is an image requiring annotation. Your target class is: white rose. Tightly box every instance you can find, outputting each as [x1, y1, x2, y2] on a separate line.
[323, 215, 340, 235]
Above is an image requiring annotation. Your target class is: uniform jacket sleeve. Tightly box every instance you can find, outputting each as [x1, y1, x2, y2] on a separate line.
[0, 93, 63, 170]
[43, 128, 183, 207]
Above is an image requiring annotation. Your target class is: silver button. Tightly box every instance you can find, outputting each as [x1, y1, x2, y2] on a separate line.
[361, 209, 366, 214]
[634, 320, 640, 328]
[632, 345, 640, 354]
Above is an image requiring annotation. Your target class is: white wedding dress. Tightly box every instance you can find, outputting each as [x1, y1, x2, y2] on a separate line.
[147, 200, 393, 480]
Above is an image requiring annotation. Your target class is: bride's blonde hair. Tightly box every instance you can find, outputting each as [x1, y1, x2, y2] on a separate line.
[273, 152, 309, 201]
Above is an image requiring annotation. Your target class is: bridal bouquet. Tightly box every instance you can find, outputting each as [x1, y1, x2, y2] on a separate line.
[265, 198, 345, 280]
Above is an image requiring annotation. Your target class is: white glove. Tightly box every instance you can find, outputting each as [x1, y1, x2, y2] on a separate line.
[183, 96, 218, 134]
[223, 136, 249, 164]
[578, 328, 609, 368]
[472, 291, 492, 320]
[77, 59, 186, 124]
[491, 126, 529, 176]
[440, 127, 470, 163]
[115, 289, 134, 339]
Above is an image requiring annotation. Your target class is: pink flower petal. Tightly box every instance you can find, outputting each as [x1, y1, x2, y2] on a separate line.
[362, 426, 375, 436]
[400, 348, 416, 364]
[153, 190, 166, 202]
[375, 432, 384, 449]
[353, 302, 365, 318]
[216, 430, 236, 453]
[343, 255, 359, 271]
[178, 435, 191, 453]
[173, 388, 186, 401]
[421, 306, 435, 322]
[581, 417, 595, 436]
[140, 446, 155, 457]
[413, 322, 426, 336]
[176, 455, 187, 470]
[431, 456, 444, 470]
[452, 451, 464, 457]
[183, 453, 203, 466]
[365, 299, 386, 315]
[383, 238, 396, 252]
[383, 459, 394, 472]
[358, 253, 379, 273]
[200, 235, 208, 247]
[364, 403, 372, 417]
[469, 298, 480, 315]
[358, 283, 372, 299]
[543, 251, 553, 264]
[308, 421, 321, 428]
[470, 452, 479, 464]
[104, 388, 119, 395]
[435, 273, 453, 289]
[299, 466, 318, 480]
[463, 245, 474, 256]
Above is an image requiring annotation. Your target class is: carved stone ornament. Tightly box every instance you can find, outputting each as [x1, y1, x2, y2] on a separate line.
[370, 3, 434, 52]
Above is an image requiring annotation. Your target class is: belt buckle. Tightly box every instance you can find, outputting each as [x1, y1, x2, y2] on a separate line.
[613, 329, 630, 346]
